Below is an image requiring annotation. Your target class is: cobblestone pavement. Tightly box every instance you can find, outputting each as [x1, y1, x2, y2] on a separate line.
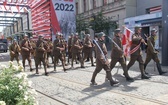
[1, 51, 168, 105]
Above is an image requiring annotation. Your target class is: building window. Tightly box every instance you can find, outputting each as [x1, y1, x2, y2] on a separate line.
[103, 0, 107, 5]
[84, 0, 86, 12]
[76, 2, 78, 14]
[93, 0, 96, 8]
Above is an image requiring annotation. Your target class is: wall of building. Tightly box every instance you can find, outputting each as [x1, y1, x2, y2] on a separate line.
[136, 0, 162, 16]
[125, 0, 136, 18]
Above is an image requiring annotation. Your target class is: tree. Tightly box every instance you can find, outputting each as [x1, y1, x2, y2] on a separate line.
[89, 12, 117, 35]
[76, 14, 89, 34]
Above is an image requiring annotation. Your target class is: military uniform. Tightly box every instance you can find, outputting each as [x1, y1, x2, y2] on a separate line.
[110, 29, 133, 81]
[71, 35, 84, 68]
[9, 40, 21, 65]
[46, 40, 54, 64]
[91, 32, 119, 86]
[144, 29, 167, 75]
[67, 35, 73, 63]
[20, 36, 33, 71]
[35, 37, 48, 75]
[83, 34, 94, 66]
[127, 27, 150, 79]
[53, 37, 66, 71]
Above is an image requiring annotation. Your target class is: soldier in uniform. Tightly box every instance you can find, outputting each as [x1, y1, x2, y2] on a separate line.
[67, 34, 73, 64]
[144, 29, 167, 75]
[109, 29, 133, 81]
[71, 33, 85, 68]
[46, 38, 54, 64]
[83, 34, 95, 66]
[91, 32, 119, 86]
[35, 36, 48, 75]
[53, 33, 66, 72]
[29, 37, 36, 59]
[127, 27, 150, 79]
[9, 39, 21, 65]
[20, 34, 33, 71]
[60, 34, 68, 65]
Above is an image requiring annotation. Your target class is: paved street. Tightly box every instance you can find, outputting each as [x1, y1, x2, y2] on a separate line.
[1, 51, 168, 105]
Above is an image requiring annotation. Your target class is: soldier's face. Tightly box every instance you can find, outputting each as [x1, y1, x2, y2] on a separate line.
[101, 36, 105, 40]
[137, 29, 141, 34]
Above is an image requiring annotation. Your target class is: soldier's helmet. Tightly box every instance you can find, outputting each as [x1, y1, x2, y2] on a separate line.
[151, 28, 157, 33]
[114, 28, 121, 34]
[134, 26, 142, 32]
[98, 32, 106, 38]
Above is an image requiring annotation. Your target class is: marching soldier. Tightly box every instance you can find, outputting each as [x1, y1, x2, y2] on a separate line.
[127, 27, 150, 79]
[83, 34, 95, 66]
[9, 39, 21, 65]
[109, 29, 133, 81]
[91, 32, 119, 86]
[29, 37, 36, 59]
[71, 33, 85, 68]
[46, 38, 54, 64]
[60, 34, 68, 65]
[67, 34, 73, 64]
[53, 33, 66, 72]
[35, 36, 48, 75]
[20, 34, 33, 71]
[144, 29, 167, 75]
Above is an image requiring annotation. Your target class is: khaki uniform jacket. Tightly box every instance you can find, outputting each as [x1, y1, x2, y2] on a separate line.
[111, 36, 123, 58]
[53, 39, 64, 55]
[20, 39, 32, 56]
[130, 34, 142, 56]
[35, 40, 46, 58]
[9, 44, 20, 56]
[146, 36, 157, 55]
[71, 38, 82, 53]
[83, 38, 93, 53]
[95, 40, 108, 64]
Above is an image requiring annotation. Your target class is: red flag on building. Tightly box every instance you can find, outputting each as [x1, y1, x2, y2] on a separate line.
[122, 27, 133, 57]
[3, 1, 8, 11]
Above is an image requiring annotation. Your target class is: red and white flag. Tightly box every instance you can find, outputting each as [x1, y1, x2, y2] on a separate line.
[122, 27, 133, 57]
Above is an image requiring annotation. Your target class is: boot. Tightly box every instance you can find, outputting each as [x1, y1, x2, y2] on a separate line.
[91, 57, 95, 66]
[156, 63, 167, 75]
[144, 64, 148, 74]
[90, 71, 98, 85]
[140, 65, 150, 79]
[106, 71, 119, 86]
[44, 65, 48, 76]
[35, 65, 39, 74]
[123, 69, 134, 82]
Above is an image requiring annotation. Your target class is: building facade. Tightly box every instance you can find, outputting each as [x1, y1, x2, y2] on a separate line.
[76, 0, 137, 31]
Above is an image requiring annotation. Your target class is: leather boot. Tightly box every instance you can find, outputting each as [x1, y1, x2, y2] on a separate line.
[140, 65, 150, 79]
[44, 65, 48, 76]
[91, 57, 95, 66]
[144, 63, 148, 74]
[90, 71, 98, 85]
[123, 69, 134, 82]
[156, 63, 167, 75]
[106, 71, 119, 86]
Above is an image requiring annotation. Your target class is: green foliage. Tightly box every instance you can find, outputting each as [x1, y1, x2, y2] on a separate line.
[0, 62, 37, 105]
[76, 14, 89, 34]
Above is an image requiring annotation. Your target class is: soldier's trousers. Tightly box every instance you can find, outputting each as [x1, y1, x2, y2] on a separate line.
[22, 54, 32, 70]
[127, 55, 145, 75]
[54, 54, 65, 71]
[144, 54, 160, 66]
[71, 52, 84, 67]
[83, 51, 94, 66]
[35, 56, 47, 74]
[10, 54, 19, 64]
[91, 59, 113, 83]
[110, 57, 127, 71]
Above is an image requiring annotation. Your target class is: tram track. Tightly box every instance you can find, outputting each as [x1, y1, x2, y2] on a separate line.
[46, 73, 168, 105]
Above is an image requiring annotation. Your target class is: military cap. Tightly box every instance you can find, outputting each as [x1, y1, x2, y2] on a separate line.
[86, 34, 90, 37]
[24, 34, 28, 37]
[75, 33, 79, 36]
[151, 28, 157, 33]
[13, 39, 17, 42]
[98, 32, 106, 37]
[134, 26, 142, 31]
[115, 28, 121, 34]
[71, 33, 74, 36]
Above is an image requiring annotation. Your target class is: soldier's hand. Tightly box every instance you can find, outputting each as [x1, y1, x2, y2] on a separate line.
[60, 48, 65, 51]
[25, 48, 29, 51]
[11, 51, 15, 55]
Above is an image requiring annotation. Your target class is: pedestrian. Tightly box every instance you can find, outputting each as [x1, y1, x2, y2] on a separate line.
[20, 34, 33, 71]
[35, 35, 48, 76]
[127, 27, 150, 79]
[53, 33, 67, 72]
[144, 29, 167, 75]
[90, 32, 119, 86]
[71, 33, 85, 68]
[109, 29, 133, 81]
[9, 39, 21, 65]
[83, 34, 95, 66]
